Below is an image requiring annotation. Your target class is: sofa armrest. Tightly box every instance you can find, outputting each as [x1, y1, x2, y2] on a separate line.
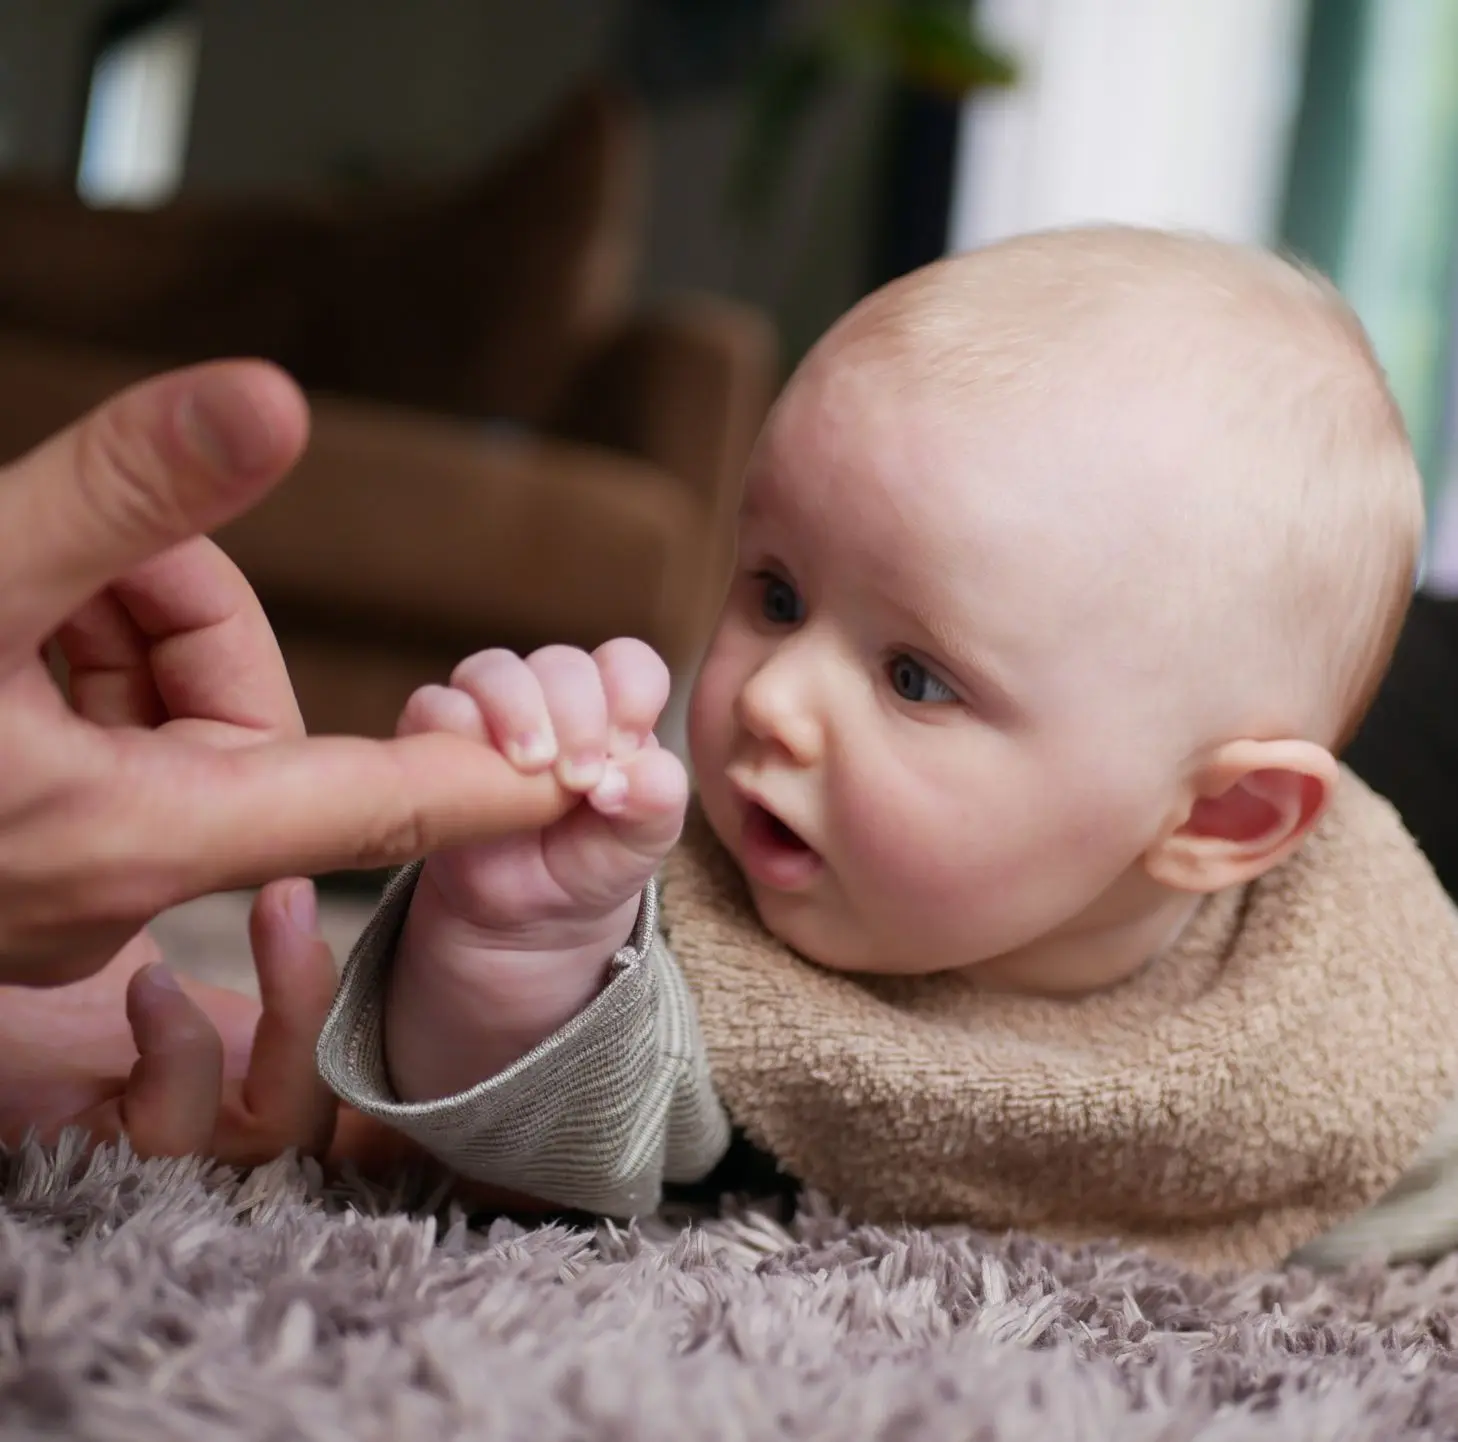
[216, 389, 712, 664]
[0, 327, 721, 678]
[557, 291, 776, 502]
[552, 294, 777, 627]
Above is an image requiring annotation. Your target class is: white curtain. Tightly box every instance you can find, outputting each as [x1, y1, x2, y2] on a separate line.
[948, 0, 1310, 253]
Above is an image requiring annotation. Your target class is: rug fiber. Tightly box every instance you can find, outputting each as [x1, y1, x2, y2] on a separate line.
[0, 1136, 1456, 1440]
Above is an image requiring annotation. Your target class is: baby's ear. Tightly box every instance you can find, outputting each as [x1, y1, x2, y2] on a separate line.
[1143, 739, 1338, 894]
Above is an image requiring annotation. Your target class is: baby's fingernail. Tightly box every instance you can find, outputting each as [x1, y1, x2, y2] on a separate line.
[558, 755, 605, 791]
[506, 731, 557, 771]
[607, 728, 641, 758]
[144, 962, 182, 994]
[593, 762, 629, 812]
[286, 879, 318, 935]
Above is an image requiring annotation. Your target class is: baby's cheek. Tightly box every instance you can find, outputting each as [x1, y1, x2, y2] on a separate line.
[832, 754, 1052, 928]
[832, 775, 977, 899]
[686, 664, 732, 775]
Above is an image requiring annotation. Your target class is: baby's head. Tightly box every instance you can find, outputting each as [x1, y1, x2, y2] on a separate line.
[687, 225, 1423, 993]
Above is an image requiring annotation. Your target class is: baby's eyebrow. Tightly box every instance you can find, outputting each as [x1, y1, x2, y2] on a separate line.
[912, 606, 1022, 721]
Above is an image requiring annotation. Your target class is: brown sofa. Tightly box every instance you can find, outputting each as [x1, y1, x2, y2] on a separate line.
[0, 83, 777, 738]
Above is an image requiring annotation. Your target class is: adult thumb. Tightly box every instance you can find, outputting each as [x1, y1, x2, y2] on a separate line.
[0, 359, 308, 661]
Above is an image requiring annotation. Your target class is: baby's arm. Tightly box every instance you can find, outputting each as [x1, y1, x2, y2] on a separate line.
[385, 641, 686, 1103]
[316, 641, 730, 1214]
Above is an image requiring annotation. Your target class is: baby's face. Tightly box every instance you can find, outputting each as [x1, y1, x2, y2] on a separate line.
[688, 341, 1199, 981]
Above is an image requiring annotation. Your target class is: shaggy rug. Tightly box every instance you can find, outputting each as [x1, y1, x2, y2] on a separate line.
[0, 1142, 1456, 1441]
[0, 892, 1417, 1440]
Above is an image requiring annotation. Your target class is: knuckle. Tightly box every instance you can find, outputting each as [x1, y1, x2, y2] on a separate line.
[449, 647, 518, 688]
[73, 407, 187, 547]
[529, 650, 600, 712]
[397, 684, 458, 736]
[527, 644, 593, 678]
[605, 636, 668, 689]
[399, 684, 435, 717]
[360, 766, 431, 864]
[364, 809, 429, 867]
[596, 635, 657, 668]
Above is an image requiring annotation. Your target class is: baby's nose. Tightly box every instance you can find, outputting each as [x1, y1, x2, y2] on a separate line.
[736, 657, 824, 765]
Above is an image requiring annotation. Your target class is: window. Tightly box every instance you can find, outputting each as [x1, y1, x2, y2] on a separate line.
[76, 2, 200, 208]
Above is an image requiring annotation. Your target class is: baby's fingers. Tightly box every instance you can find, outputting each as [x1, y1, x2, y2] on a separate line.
[449, 649, 557, 772]
[527, 646, 611, 791]
[396, 683, 485, 743]
[542, 745, 687, 913]
[594, 638, 672, 757]
[456, 646, 612, 791]
[121, 963, 224, 1158]
[592, 745, 688, 862]
[241, 879, 338, 1160]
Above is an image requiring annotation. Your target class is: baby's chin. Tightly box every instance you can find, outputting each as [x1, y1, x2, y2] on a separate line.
[729, 856, 1003, 978]
[733, 870, 883, 974]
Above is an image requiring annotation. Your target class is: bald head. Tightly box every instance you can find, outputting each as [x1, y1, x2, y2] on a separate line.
[794, 225, 1424, 750]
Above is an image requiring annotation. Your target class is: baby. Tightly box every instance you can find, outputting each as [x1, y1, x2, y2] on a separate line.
[318, 225, 1458, 1273]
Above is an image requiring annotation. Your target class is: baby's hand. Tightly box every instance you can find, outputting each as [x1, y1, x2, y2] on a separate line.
[386, 640, 687, 1100]
[397, 639, 687, 948]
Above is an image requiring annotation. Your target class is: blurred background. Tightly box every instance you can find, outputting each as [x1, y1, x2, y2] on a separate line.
[2, 0, 1457, 761]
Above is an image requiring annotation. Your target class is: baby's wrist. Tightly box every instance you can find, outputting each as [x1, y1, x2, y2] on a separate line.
[383, 884, 643, 1101]
[417, 880, 641, 968]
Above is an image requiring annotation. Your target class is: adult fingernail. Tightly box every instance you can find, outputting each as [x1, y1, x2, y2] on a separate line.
[144, 962, 183, 993]
[286, 879, 319, 935]
[176, 373, 278, 478]
[558, 755, 605, 790]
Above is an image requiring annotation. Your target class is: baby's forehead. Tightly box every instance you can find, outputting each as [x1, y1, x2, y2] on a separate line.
[747, 368, 1144, 607]
[787, 247, 1370, 523]
[752, 300, 1287, 605]
[829, 230, 1344, 393]
[758, 225, 1384, 539]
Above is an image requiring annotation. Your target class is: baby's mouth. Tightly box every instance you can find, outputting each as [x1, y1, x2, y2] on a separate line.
[758, 805, 809, 851]
[738, 801, 823, 890]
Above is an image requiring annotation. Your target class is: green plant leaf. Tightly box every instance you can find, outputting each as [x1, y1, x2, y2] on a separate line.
[727, 41, 834, 225]
[726, 0, 1019, 233]
[839, 1, 1018, 98]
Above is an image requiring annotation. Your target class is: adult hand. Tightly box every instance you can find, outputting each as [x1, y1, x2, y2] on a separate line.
[0, 874, 482, 1178]
[0, 878, 337, 1164]
[0, 360, 572, 984]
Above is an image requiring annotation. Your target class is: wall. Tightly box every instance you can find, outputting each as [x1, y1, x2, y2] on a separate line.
[0, 0, 614, 192]
[0, 0, 104, 178]
[186, 0, 617, 192]
[0, 0, 879, 368]
[641, 77, 882, 364]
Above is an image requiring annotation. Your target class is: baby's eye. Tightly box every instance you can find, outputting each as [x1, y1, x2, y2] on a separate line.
[756, 572, 804, 626]
[888, 654, 957, 704]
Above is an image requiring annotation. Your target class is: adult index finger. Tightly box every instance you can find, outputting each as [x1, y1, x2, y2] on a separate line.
[57, 535, 303, 740]
[98, 728, 578, 907]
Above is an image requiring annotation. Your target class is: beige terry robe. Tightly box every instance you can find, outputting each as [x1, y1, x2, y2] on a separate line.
[318, 767, 1458, 1274]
